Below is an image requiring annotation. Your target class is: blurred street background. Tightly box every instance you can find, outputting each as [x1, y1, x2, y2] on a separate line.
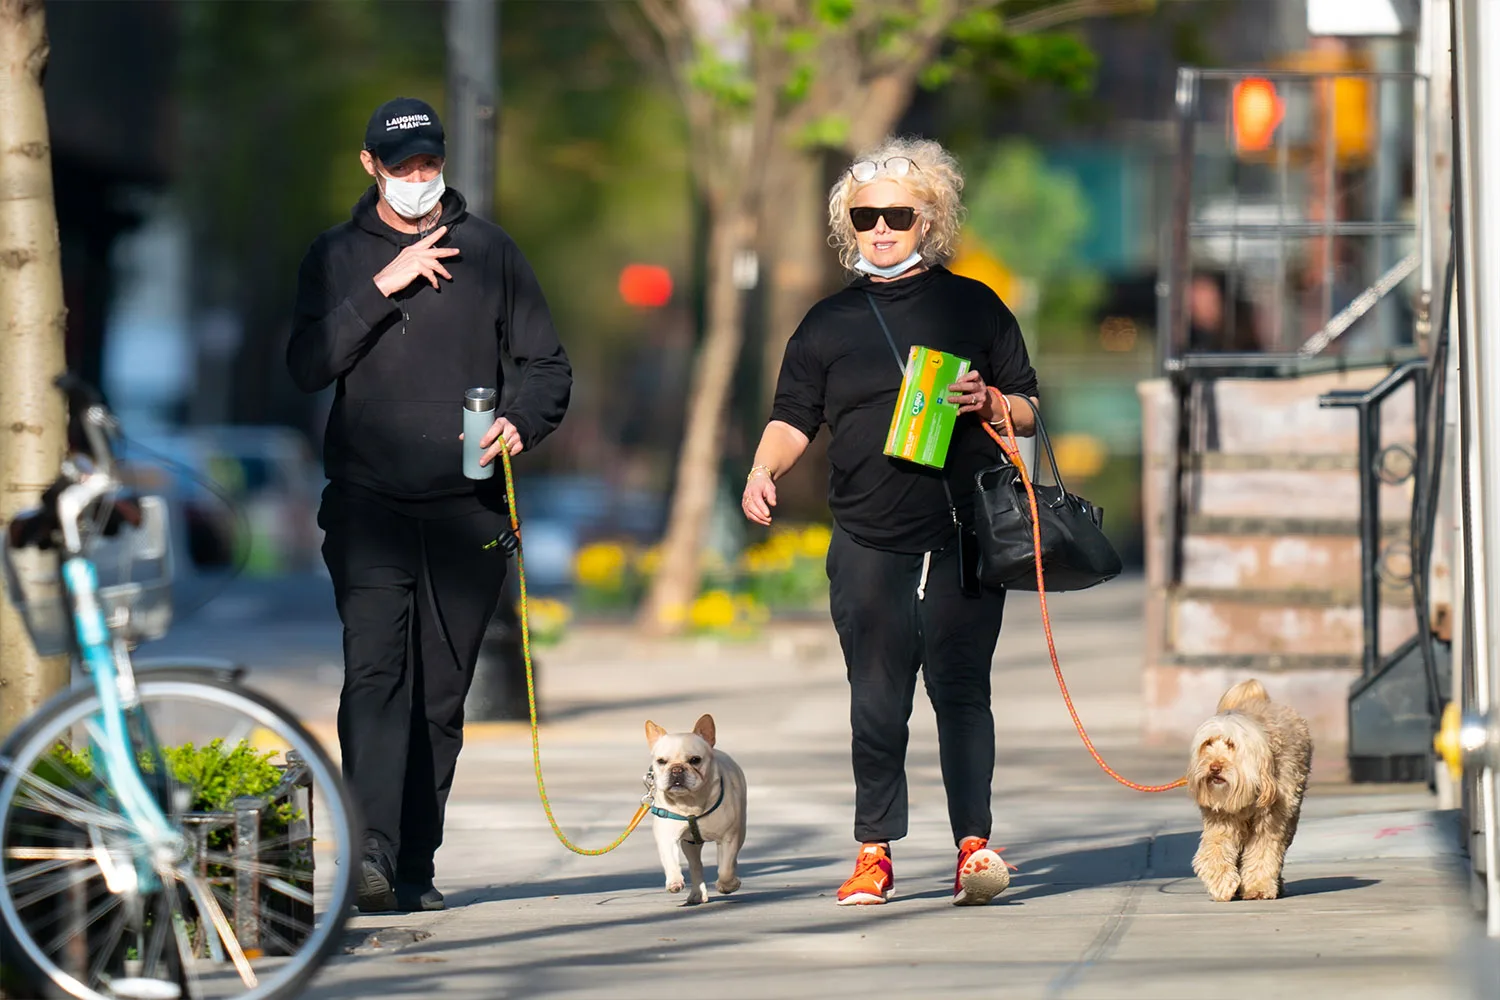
[51, 0, 1309, 602]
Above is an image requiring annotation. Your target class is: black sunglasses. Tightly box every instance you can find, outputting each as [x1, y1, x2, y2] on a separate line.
[849, 206, 918, 233]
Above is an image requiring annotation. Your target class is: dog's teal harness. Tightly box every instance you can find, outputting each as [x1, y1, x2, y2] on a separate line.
[649, 778, 726, 845]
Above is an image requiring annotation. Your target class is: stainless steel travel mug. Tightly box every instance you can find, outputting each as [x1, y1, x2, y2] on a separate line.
[463, 387, 498, 480]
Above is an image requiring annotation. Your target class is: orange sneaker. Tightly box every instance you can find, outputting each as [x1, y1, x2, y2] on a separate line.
[953, 836, 1014, 906]
[836, 843, 894, 905]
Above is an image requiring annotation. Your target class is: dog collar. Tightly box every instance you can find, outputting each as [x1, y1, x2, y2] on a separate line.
[649, 778, 726, 845]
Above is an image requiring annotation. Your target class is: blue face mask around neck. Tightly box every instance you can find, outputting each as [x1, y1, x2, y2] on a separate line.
[854, 251, 924, 279]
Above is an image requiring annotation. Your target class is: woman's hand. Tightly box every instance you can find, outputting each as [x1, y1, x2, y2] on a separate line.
[947, 369, 996, 420]
[742, 469, 777, 526]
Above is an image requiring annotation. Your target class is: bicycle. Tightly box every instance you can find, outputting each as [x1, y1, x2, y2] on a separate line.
[0, 375, 358, 1000]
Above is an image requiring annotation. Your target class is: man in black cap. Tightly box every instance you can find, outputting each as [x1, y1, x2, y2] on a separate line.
[288, 97, 572, 912]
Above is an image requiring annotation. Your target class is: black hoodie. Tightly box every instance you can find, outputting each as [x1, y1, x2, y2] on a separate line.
[288, 185, 571, 505]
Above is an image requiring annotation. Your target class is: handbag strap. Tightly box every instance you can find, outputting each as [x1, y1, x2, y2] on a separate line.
[864, 293, 960, 523]
[1001, 392, 1073, 498]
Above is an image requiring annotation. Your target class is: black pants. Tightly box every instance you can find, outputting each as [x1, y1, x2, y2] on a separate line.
[318, 484, 509, 883]
[827, 522, 1006, 846]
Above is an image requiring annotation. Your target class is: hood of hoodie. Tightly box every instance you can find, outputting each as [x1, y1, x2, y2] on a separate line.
[352, 184, 470, 246]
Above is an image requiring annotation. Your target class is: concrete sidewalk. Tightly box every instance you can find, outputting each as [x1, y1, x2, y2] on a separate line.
[244, 577, 1486, 999]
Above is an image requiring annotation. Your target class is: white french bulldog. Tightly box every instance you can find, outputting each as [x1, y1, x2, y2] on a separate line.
[645, 714, 748, 905]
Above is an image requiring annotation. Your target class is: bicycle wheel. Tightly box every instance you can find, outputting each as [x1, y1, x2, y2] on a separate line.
[0, 672, 358, 1000]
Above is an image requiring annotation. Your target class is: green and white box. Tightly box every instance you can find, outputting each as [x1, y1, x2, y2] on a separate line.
[883, 345, 970, 469]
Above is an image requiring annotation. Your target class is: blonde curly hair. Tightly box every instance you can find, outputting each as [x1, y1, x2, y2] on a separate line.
[827, 135, 966, 273]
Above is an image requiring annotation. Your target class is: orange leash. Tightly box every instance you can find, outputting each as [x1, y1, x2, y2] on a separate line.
[985, 389, 1186, 794]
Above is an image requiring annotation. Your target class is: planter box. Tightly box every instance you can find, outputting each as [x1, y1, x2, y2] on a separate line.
[179, 751, 315, 960]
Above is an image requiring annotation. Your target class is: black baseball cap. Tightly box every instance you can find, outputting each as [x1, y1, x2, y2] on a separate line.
[364, 97, 445, 166]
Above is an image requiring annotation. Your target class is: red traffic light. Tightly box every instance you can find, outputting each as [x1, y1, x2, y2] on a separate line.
[1232, 77, 1284, 154]
[618, 264, 673, 309]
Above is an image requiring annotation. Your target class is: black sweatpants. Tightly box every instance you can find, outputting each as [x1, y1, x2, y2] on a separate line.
[826, 521, 1006, 846]
[318, 484, 510, 883]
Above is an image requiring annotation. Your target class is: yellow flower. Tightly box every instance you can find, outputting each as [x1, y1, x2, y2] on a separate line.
[799, 524, 832, 559]
[733, 593, 770, 625]
[1053, 433, 1108, 481]
[525, 597, 573, 644]
[689, 590, 737, 631]
[574, 542, 629, 588]
[527, 597, 572, 628]
[635, 545, 663, 578]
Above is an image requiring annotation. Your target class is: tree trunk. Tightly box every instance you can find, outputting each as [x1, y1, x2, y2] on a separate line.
[761, 147, 828, 405]
[637, 199, 752, 634]
[0, 0, 69, 739]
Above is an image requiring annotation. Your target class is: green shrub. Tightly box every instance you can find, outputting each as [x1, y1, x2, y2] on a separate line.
[46, 738, 299, 850]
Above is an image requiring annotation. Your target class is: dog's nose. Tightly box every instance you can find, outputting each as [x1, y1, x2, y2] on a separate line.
[669, 764, 685, 776]
[1208, 762, 1223, 774]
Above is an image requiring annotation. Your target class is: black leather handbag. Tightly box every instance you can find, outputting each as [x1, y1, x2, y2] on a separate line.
[973, 395, 1122, 592]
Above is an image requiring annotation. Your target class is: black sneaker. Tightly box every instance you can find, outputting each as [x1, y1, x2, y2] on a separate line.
[356, 853, 397, 914]
[396, 880, 445, 912]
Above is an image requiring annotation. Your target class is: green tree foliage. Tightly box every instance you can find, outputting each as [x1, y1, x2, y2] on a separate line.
[963, 138, 1103, 352]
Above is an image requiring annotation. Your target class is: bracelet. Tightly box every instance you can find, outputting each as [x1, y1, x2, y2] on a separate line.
[747, 464, 773, 482]
[987, 390, 1012, 426]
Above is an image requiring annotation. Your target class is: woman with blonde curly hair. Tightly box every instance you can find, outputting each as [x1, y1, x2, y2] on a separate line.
[742, 135, 1040, 907]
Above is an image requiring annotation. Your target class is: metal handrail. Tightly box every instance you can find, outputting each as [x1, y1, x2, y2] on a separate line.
[1319, 359, 1430, 681]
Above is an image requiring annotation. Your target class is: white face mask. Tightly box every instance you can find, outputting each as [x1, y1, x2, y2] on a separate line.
[854, 250, 923, 279]
[379, 169, 445, 220]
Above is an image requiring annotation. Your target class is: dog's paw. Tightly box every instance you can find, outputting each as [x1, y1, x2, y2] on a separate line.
[716, 876, 741, 895]
[685, 883, 707, 905]
[1199, 872, 1240, 902]
[1239, 880, 1280, 901]
[666, 878, 685, 894]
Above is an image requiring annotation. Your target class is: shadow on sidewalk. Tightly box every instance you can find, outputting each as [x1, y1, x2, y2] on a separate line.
[539, 690, 722, 725]
[445, 852, 845, 908]
[1004, 830, 1197, 901]
[1005, 831, 1381, 902]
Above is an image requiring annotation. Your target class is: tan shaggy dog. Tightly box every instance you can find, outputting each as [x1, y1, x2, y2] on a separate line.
[1187, 678, 1312, 902]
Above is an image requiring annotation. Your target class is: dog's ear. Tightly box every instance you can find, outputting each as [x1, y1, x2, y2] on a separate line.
[645, 720, 667, 746]
[692, 714, 716, 747]
[1254, 751, 1278, 810]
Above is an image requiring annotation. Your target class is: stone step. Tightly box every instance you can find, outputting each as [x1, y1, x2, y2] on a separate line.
[1187, 467, 1412, 520]
[1139, 370, 1419, 456]
[1180, 533, 1414, 593]
[1142, 659, 1359, 747]
[1169, 588, 1418, 659]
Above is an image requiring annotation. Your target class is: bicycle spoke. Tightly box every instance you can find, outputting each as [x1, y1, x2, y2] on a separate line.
[12, 862, 97, 911]
[199, 852, 306, 886]
[180, 872, 258, 989]
[164, 887, 206, 1000]
[14, 769, 135, 834]
[4, 851, 89, 889]
[259, 876, 313, 908]
[65, 892, 124, 978]
[4, 845, 95, 863]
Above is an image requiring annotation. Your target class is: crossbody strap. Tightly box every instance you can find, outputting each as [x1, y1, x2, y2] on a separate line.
[864, 292, 959, 523]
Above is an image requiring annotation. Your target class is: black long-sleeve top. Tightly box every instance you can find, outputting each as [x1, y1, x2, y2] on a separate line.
[288, 186, 571, 512]
[770, 266, 1039, 553]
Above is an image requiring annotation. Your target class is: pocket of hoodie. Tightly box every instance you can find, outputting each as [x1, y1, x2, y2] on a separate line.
[341, 399, 469, 496]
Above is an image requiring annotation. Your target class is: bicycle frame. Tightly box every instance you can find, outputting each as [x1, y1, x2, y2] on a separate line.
[46, 409, 185, 886]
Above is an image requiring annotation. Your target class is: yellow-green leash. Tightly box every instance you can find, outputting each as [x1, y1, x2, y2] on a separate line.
[494, 446, 651, 855]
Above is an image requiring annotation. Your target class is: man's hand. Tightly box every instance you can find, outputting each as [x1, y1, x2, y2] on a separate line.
[463, 416, 523, 466]
[373, 225, 460, 297]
